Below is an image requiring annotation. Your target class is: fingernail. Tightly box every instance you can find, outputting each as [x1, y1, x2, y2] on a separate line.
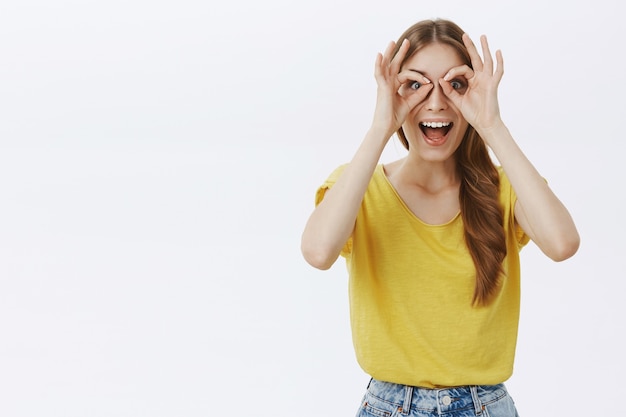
[423, 76, 431, 83]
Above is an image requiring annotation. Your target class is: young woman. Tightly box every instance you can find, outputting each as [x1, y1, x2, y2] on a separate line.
[301, 19, 579, 417]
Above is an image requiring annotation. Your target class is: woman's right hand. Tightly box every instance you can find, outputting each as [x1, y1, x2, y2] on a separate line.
[302, 40, 433, 270]
[372, 39, 433, 139]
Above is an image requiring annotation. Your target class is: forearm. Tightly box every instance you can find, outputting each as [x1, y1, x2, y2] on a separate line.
[480, 121, 580, 260]
[301, 128, 389, 269]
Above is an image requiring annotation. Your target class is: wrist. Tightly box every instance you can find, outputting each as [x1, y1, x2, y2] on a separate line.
[367, 124, 396, 145]
[475, 118, 507, 144]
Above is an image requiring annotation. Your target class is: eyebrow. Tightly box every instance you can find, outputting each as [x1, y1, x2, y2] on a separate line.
[408, 68, 466, 81]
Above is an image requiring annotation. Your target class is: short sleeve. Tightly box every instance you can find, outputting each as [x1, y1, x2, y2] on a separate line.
[514, 214, 531, 249]
[314, 164, 352, 257]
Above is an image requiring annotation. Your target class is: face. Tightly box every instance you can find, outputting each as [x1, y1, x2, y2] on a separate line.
[400, 42, 469, 163]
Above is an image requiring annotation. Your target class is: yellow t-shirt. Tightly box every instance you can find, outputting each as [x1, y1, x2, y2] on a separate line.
[315, 164, 530, 388]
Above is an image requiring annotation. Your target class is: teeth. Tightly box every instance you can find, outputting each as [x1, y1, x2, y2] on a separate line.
[421, 122, 451, 128]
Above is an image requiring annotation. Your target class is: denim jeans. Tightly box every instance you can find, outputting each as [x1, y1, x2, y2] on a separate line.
[356, 379, 519, 417]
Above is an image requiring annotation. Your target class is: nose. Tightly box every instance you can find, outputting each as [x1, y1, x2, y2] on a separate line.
[424, 83, 448, 112]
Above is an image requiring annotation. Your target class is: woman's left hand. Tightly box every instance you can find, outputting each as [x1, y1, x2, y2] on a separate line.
[440, 33, 504, 137]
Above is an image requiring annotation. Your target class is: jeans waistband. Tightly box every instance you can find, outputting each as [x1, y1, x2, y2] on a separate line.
[366, 378, 508, 416]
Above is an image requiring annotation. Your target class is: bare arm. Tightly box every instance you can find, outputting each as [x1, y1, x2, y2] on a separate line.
[442, 34, 579, 261]
[300, 129, 387, 269]
[483, 123, 580, 261]
[301, 39, 433, 269]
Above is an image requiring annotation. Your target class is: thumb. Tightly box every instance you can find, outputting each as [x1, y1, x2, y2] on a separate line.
[439, 79, 462, 106]
[405, 83, 433, 110]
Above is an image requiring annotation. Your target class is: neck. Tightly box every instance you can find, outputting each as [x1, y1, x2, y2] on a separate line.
[396, 154, 459, 193]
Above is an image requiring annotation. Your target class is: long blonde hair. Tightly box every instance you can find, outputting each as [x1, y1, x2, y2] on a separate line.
[393, 19, 506, 306]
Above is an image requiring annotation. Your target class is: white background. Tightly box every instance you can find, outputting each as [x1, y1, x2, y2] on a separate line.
[0, 0, 623, 416]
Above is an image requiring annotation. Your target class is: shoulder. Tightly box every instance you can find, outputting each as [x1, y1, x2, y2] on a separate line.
[322, 162, 388, 185]
[381, 159, 403, 178]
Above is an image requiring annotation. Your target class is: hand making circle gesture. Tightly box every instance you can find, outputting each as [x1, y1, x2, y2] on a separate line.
[440, 34, 504, 137]
[371, 39, 433, 140]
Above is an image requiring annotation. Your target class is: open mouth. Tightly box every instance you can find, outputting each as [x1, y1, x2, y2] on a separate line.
[419, 121, 453, 143]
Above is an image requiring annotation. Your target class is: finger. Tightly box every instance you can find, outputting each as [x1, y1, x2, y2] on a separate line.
[404, 83, 433, 109]
[374, 52, 384, 81]
[480, 35, 494, 74]
[389, 39, 410, 75]
[397, 70, 431, 86]
[387, 43, 413, 91]
[439, 78, 462, 104]
[397, 70, 431, 97]
[443, 65, 474, 82]
[462, 33, 483, 72]
[380, 41, 397, 69]
[494, 49, 504, 82]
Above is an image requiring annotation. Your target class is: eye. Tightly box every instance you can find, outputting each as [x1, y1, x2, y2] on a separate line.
[449, 79, 467, 92]
[409, 81, 422, 90]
